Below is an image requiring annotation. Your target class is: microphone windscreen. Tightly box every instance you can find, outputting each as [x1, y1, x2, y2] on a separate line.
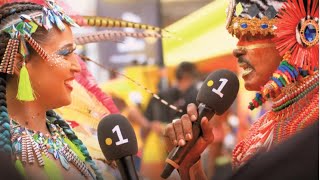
[97, 114, 138, 161]
[196, 69, 239, 115]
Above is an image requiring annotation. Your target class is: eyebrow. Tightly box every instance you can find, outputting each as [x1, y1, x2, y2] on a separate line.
[237, 43, 276, 50]
[58, 43, 76, 50]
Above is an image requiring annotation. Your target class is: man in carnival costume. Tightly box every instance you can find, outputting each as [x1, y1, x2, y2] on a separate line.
[163, 0, 319, 179]
[0, 0, 164, 179]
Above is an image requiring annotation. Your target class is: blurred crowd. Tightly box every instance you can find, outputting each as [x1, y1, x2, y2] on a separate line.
[102, 61, 242, 180]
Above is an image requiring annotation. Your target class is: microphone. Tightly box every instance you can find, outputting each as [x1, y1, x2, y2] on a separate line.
[161, 69, 239, 178]
[97, 114, 139, 180]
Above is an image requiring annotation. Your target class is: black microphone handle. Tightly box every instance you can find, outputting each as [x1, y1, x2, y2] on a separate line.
[116, 156, 139, 180]
[161, 103, 215, 179]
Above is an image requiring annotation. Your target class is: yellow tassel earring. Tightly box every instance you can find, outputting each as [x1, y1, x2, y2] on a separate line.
[16, 61, 35, 101]
[16, 36, 35, 101]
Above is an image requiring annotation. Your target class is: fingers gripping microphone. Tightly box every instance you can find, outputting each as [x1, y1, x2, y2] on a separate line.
[98, 114, 139, 180]
[161, 69, 239, 178]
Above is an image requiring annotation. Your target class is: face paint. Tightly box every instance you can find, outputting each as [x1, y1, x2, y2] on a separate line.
[56, 43, 76, 56]
[46, 43, 77, 68]
[26, 26, 80, 109]
[233, 34, 282, 91]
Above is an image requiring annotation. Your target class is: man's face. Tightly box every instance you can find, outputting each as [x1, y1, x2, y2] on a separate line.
[233, 34, 282, 91]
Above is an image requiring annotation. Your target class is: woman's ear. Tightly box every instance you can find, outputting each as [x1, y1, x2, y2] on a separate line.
[13, 54, 23, 76]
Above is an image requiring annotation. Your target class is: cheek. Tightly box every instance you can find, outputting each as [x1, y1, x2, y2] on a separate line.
[248, 48, 281, 71]
[247, 49, 267, 67]
[47, 55, 70, 69]
[30, 57, 70, 93]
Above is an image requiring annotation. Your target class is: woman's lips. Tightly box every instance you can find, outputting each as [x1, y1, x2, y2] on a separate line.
[64, 80, 74, 91]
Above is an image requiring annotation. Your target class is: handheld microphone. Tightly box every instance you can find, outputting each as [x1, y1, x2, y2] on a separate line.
[97, 114, 139, 180]
[161, 69, 239, 178]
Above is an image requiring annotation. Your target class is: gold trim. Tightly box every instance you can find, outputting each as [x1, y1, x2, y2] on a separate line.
[227, 16, 277, 37]
[165, 158, 179, 169]
[300, 19, 319, 47]
[237, 43, 276, 50]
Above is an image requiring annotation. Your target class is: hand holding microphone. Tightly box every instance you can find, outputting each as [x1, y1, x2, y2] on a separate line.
[164, 103, 214, 170]
[162, 69, 239, 179]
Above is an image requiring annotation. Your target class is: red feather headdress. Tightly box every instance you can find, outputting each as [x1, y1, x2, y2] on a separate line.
[273, 0, 319, 70]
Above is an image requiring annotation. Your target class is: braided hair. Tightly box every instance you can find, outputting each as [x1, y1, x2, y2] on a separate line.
[0, 2, 102, 179]
[47, 110, 103, 179]
[0, 1, 43, 156]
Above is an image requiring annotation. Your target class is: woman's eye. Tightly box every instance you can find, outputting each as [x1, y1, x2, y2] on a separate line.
[57, 49, 74, 56]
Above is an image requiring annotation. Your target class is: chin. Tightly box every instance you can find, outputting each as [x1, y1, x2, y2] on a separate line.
[62, 97, 72, 106]
[244, 79, 262, 91]
[242, 72, 269, 91]
[56, 96, 72, 108]
[51, 100, 71, 109]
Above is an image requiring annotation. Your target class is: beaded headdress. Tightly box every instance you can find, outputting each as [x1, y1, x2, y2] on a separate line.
[0, 0, 79, 101]
[226, 0, 286, 36]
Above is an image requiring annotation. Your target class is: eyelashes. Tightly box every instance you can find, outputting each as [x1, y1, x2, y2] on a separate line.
[57, 47, 76, 56]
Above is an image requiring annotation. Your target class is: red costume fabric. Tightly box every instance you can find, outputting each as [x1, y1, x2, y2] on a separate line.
[233, 72, 319, 167]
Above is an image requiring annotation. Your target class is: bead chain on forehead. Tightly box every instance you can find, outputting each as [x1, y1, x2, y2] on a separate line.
[10, 118, 94, 179]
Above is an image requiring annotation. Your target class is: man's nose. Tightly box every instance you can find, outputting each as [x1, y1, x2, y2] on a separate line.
[233, 48, 247, 58]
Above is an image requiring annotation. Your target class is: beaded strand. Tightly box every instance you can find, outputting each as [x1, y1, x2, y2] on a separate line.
[233, 72, 319, 168]
[249, 61, 299, 110]
[10, 119, 94, 179]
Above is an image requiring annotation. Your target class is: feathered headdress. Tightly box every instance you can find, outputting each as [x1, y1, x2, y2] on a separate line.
[248, 0, 319, 110]
[273, 0, 319, 71]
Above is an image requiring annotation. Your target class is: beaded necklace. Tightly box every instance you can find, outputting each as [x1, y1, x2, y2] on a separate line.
[10, 118, 94, 179]
[233, 71, 319, 168]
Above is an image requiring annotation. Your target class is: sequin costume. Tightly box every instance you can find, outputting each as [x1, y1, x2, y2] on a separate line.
[226, 0, 319, 168]
[11, 118, 94, 179]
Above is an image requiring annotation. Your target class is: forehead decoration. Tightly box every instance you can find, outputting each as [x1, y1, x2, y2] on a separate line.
[42, 0, 78, 31]
[0, 0, 78, 102]
[0, 0, 78, 75]
[226, 0, 286, 37]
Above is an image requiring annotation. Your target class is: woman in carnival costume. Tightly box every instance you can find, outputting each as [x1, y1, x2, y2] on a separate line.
[0, 0, 105, 179]
[0, 0, 165, 179]
[164, 0, 319, 179]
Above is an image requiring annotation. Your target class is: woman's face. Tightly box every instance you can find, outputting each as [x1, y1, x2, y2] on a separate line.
[26, 25, 80, 109]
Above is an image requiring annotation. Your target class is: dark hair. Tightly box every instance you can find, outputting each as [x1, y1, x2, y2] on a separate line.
[0, 3, 102, 179]
[0, 1, 43, 155]
[175, 61, 198, 80]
